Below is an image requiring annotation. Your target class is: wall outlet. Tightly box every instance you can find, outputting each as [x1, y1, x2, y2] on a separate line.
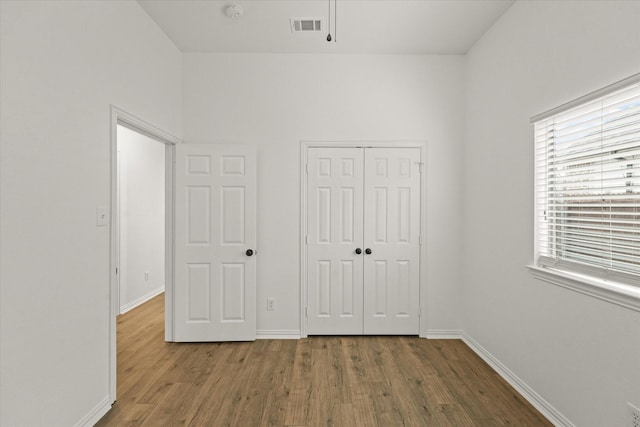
[266, 298, 275, 311]
[629, 403, 640, 427]
[144, 272, 150, 282]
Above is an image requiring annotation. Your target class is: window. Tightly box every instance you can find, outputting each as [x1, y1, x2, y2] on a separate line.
[534, 75, 640, 287]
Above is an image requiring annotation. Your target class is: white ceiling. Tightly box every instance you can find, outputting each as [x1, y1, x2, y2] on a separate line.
[137, 0, 514, 54]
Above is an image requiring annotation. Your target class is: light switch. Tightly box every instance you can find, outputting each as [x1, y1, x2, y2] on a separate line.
[96, 207, 108, 226]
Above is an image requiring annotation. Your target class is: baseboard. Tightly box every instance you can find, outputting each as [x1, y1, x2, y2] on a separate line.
[424, 329, 463, 339]
[256, 329, 301, 339]
[74, 395, 112, 427]
[462, 333, 574, 427]
[120, 286, 164, 314]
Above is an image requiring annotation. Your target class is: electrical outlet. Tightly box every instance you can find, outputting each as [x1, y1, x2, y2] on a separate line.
[629, 403, 640, 427]
[266, 298, 275, 311]
[144, 272, 150, 282]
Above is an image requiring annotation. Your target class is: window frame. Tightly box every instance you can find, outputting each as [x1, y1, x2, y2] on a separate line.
[530, 73, 640, 312]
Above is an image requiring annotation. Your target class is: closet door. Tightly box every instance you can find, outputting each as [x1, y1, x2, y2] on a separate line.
[363, 148, 421, 335]
[307, 148, 364, 334]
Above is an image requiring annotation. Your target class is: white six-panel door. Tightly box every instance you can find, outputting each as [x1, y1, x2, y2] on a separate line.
[174, 144, 256, 342]
[307, 148, 365, 334]
[307, 146, 421, 335]
[363, 148, 421, 334]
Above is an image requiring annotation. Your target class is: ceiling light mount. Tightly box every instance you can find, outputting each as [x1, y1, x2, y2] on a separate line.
[225, 4, 244, 20]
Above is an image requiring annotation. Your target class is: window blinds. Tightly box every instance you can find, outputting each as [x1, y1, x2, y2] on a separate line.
[534, 80, 640, 285]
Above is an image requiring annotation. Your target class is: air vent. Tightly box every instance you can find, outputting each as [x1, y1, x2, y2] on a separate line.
[290, 18, 322, 33]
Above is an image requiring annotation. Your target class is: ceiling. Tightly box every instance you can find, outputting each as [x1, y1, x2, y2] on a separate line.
[137, 0, 514, 55]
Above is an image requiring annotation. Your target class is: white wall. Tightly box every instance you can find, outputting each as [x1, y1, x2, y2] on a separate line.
[463, 1, 640, 426]
[183, 53, 465, 335]
[0, 1, 181, 426]
[117, 125, 165, 314]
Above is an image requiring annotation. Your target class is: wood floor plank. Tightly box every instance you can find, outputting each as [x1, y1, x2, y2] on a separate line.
[119, 403, 155, 427]
[227, 343, 281, 427]
[97, 294, 553, 427]
[309, 347, 333, 425]
[139, 382, 197, 427]
[375, 337, 426, 425]
[283, 338, 313, 426]
[440, 403, 477, 427]
[442, 339, 550, 426]
[369, 381, 406, 426]
[257, 340, 296, 427]
[379, 337, 452, 426]
[412, 338, 499, 422]
[349, 391, 379, 427]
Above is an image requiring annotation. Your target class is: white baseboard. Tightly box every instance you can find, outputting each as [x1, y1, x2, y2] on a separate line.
[424, 329, 463, 339]
[120, 286, 164, 314]
[461, 333, 574, 427]
[256, 329, 301, 339]
[74, 395, 112, 427]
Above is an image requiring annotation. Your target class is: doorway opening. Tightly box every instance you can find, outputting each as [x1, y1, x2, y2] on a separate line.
[116, 124, 166, 315]
[109, 106, 180, 404]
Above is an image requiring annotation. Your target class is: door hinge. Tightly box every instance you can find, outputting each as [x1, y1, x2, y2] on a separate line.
[418, 162, 424, 174]
[305, 307, 308, 317]
[115, 267, 118, 275]
[418, 235, 422, 245]
[419, 308, 422, 317]
[305, 163, 309, 174]
[305, 235, 308, 245]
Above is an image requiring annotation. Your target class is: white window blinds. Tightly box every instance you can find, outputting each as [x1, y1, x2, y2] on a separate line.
[534, 78, 640, 285]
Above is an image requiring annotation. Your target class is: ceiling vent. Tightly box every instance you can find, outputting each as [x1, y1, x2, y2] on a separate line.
[290, 18, 322, 33]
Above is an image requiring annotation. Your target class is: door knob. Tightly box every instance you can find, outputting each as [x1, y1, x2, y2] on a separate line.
[246, 249, 254, 256]
[355, 248, 362, 254]
[365, 248, 372, 255]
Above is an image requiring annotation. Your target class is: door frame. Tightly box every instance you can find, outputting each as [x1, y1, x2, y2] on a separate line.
[299, 140, 428, 338]
[109, 105, 181, 404]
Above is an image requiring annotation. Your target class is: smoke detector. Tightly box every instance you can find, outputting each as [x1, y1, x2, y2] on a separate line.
[225, 4, 244, 20]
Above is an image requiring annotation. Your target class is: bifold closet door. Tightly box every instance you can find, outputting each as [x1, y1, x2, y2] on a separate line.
[307, 148, 365, 334]
[363, 148, 421, 335]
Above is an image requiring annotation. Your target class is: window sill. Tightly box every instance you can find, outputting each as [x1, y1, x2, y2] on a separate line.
[527, 265, 640, 312]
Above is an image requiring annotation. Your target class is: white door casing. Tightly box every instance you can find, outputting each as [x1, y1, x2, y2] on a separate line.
[109, 106, 180, 403]
[363, 148, 421, 334]
[305, 145, 422, 335]
[174, 144, 257, 342]
[307, 148, 365, 334]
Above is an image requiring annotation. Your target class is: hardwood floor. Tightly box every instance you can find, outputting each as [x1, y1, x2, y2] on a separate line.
[96, 294, 552, 426]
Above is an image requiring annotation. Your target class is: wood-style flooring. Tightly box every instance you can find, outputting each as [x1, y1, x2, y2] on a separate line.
[96, 294, 552, 426]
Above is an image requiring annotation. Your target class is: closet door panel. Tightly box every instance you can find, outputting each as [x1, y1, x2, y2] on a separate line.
[307, 148, 364, 334]
[363, 148, 421, 335]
